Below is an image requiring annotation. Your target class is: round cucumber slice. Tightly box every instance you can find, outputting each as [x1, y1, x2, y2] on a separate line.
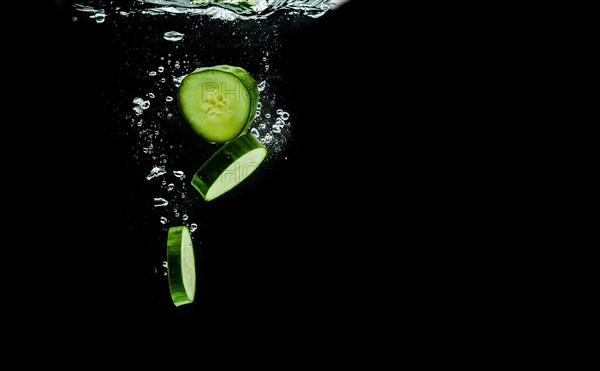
[166, 225, 196, 307]
[178, 65, 259, 143]
[191, 133, 267, 201]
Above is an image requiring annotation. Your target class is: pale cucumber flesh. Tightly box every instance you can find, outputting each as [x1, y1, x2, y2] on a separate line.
[178, 65, 258, 143]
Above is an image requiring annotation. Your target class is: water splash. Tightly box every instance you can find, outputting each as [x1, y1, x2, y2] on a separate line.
[73, 0, 335, 20]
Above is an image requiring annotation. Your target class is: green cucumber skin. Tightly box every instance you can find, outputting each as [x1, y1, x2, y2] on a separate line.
[167, 226, 193, 307]
[178, 65, 259, 143]
[191, 133, 266, 201]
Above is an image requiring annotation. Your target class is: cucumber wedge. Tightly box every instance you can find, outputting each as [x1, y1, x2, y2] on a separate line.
[178, 65, 259, 143]
[166, 225, 196, 307]
[191, 133, 267, 201]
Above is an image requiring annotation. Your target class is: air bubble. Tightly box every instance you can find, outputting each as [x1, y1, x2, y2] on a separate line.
[261, 133, 273, 144]
[146, 166, 166, 180]
[143, 144, 154, 154]
[173, 75, 185, 87]
[279, 111, 290, 120]
[164, 31, 184, 42]
[91, 13, 106, 24]
[154, 198, 169, 207]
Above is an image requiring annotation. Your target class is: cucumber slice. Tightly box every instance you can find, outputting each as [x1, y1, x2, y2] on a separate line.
[166, 225, 196, 307]
[178, 65, 259, 143]
[191, 133, 267, 201]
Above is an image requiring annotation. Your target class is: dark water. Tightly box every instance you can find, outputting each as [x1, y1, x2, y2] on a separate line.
[36, 0, 375, 334]
[33, 0, 492, 348]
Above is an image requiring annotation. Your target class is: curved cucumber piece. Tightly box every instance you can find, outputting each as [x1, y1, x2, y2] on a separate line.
[191, 133, 267, 201]
[178, 65, 259, 143]
[166, 225, 196, 307]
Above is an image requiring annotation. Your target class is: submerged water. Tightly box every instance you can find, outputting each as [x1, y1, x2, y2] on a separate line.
[70, 0, 340, 295]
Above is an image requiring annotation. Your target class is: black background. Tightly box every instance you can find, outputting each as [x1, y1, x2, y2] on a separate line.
[31, 0, 487, 345]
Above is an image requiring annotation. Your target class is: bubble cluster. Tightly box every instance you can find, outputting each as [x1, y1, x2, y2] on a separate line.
[132, 97, 151, 116]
